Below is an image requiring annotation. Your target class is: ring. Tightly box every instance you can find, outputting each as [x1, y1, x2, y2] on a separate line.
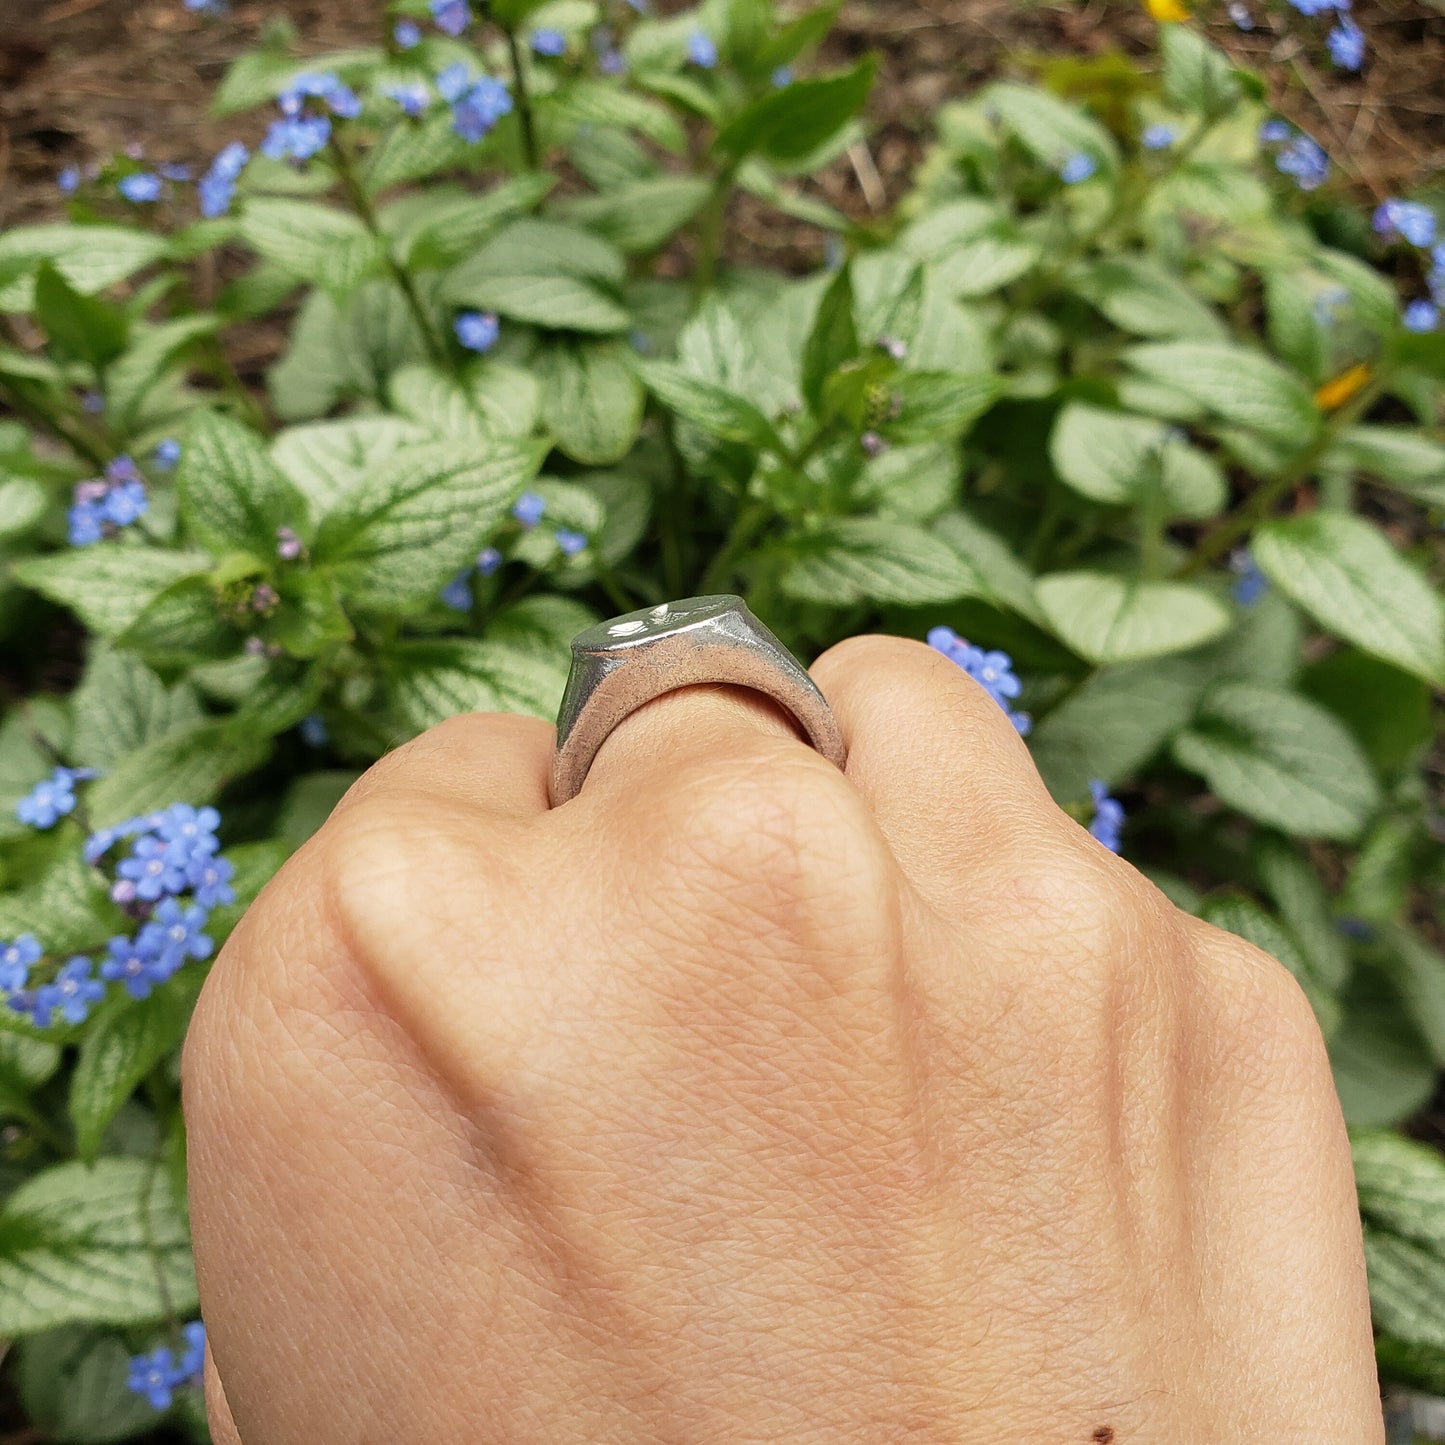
[548, 594, 848, 807]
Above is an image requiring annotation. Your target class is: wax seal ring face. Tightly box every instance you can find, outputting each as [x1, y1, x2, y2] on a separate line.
[549, 594, 848, 807]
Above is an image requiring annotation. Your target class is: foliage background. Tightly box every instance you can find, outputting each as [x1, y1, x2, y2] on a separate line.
[0, 0, 1443, 1438]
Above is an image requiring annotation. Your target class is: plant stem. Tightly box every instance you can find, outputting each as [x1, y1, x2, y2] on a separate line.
[503, 28, 540, 171]
[1177, 375, 1387, 578]
[694, 166, 736, 301]
[698, 498, 771, 595]
[329, 137, 449, 367]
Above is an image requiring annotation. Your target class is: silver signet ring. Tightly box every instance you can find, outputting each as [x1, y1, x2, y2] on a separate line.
[548, 594, 848, 808]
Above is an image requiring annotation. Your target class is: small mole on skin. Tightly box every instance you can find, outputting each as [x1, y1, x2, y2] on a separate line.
[1092, 1429, 1115, 1443]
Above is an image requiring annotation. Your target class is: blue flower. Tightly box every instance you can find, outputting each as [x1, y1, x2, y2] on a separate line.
[260, 114, 332, 163]
[155, 803, 220, 859]
[103, 478, 148, 526]
[1087, 780, 1125, 854]
[771, 65, 794, 87]
[1287, 0, 1345, 14]
[118, 172, 163, 203]
[451, 75, 513, 142]
[431, 0, 471, 36]
[81, 390, 105, 414]
[1275, 134, 1329, 191]
[512, 491, 545, 527]
[435, 62, 473, 103]
[454, 310, 500, 352]
[1327, 17, 1364, 70]
[441, 568, 473, 611]
[138, 899, 213, 973]
[1230, 547, 1269, 606]
[177, 1321, 206, 1382]
[927, 626, 1032, 736]
[299, 714, 330, 750]
[58, 166, 81, 194]
[283, 72, 363, 120]
[0, 935, 42, 993]
[686, 30, 718, 67]
[153, 438, 182, 470]
[159, 163, 192, 182]
[1059, 152, 1097, 183]
[187, 853, 236, 909]
[381, 80, 431, 116]
[1141, 123, 1177, 150]
[1258, 119, 1293, 144]
[532, 27, 567, 55]
[101, 934, 171, 1000]
[477, 545, 503, 576]
[17, 769, 79, 829]
[117, 836, 190, 903]
[1373, 198, 1436, 249]
[184, 0, 228, 13]
[1228, 2, 1255, 28]
[393, 18, 422, 47]
[127, 1348, 179, 1411]
[68, 499, 106, 546]
[1404, 300, 1439, 333]
[555, 528, 588, 556]
[32, 957, 105, 1028]
[198, 140, 248, 216]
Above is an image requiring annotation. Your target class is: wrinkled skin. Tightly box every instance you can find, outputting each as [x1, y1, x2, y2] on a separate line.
[183, 635, 1383, 1443]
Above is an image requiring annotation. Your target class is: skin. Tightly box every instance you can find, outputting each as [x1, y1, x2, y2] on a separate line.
[182, 634, 1384, 1443]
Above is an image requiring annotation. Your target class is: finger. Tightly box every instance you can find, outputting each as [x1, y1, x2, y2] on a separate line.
[330, 710, 556, 824]
[809, 632, 1074, 907]
[203, 1342, 244, 1445]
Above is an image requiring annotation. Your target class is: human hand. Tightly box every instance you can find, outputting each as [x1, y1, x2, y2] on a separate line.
[182, 634, 1384, 1443]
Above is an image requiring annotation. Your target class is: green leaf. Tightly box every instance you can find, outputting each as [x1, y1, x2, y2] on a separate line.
[10, 548, 211, 640]
[87, 720, 272, 827]
[69, 981, 200, 1164]
[0, 855, 119, 964]
[1252, 513, 1445, 686]
[0, 476, 47, 542]
[316, 439, 544, 610]
[714, 57, 877, 163]
[983, 81, 1120, 174]
[0, 1033, 61, 1114]
[1303, 649, 1434, 779]
[178, 410, 308, 557]
[1030, 655, 1211, 801]
[385, 639, 569, 736]
[555, 81, 688, 153]
[755, 0, 842, 71]
[0, 225, 168, 313]
[1036, 573, 1230, 664]
[1353, 1130, 1445, 1255]
[70, 647, 202, 771]
[1377, 926, 1445, 1070]
[1172, 681, 1380, 841]
[364, 108, 475, 195]
[932, 508, 1043, 624]
[1362, 1230, 1445, 1353]
[0, 1157, 197, 1334]
[1253, 835, 1350, 992]
[1125, 342, 1319, 447]
[272, 415, 429, 524]
[1329, 966, 1438, 1129]
[104, 314, 219, 433]
[278, 771, 360, 850]
[636, 360, 784, 451]
[802, 264, 859, 413]
[116, 577, 235, 668]
[1159, 26, 1242, 115]
[887, 371, 1000, 443]
[780, 517, 982, 606]
[536, 338, 646, 465]
[1072, 257, 1227, 342]
[33, 264, 129, 370]
[1328, 425, 1445, 506]
[451, 271, 630, 335]
[1049, 403, 1226, 517]
[388, 175, 556, 270]
[238, 198, 386, 296]
[555, 176, 712, 253]
[1198, 896, 1340, 1038]
[15, 1326, 161, 1443]
[1374, 1334, 1445, 1396]
[488, 593, 600, 656]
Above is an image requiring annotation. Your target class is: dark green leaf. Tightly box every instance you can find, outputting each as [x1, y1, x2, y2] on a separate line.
[33, 264, 129, 370]
[178, 410, 308, 558]
[802, 264, 859, 413]
[714, 57, 877, 163]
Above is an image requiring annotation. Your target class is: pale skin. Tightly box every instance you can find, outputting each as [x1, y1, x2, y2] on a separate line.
[182, 634, 1385, 1443]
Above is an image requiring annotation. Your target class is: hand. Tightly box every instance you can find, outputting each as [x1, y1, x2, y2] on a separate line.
[183, 634, 1383, 1443]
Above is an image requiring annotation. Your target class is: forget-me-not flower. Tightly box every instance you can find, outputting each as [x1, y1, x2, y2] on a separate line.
[1404, 300, 1439, 333]
[532, 27, 567, 55]
[513, 492, 546, 527]
[686, 30, 718, 67]
[382, 80, 431, 117]
[138, 899, 214, 973]
[187, 853, 237, 909]
[927, 626, 1032, 736]
[1374, 198, 1436, 249]
[1059, 152, 1097, 183]
[1230, 547, 1269, 606]
[1327, 16, 1364, 70]
[0, 935, 42, 993]
[556, 529, 588, 557]
[118, 172, 163, 203]
[455, 310, 500, 352]
[32, 957, 106, 1028]
[394, 18, 422, 48]
[450, 75, 513, 142]
[431, 0, 471, 36]
[1088, 781, 1125, 854]
[1275, 134, 1329, 190]
[17, 768, 82, 829]
[117, 835, 191, 903]
[1142, 123, 1177, 150]
[198, 140, 248, 217]
[477, 546, 503, 576]
[441, 569, 473, 611]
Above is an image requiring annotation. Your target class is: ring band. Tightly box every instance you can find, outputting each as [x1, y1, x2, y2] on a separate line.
[548, 595, 848, 807]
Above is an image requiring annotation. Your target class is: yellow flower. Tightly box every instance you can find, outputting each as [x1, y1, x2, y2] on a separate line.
[1145, 0, 1190, 21]
[1314, 362, 1372, 412]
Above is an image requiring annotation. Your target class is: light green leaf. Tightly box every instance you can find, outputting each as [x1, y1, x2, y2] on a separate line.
[888, 371, 1000, 443]
[1030, 655, 1211, 801]
[1362, 1231, 1445, 1353]
[0, 1158, 197, 1334]
[0, 226, 169, 313]
[1377, 926, 1445, 1070]
[1327, 425, 1445, 506]
[0, 477, 47, 541]
[449, 272, 630, 334]
[1353, 1130, 1445, 1255]
[388, 175, 557, 269]
[1126, 342, 1319, 447]
[69, 981, 200, 1164]
[1329, 969, 1437, 1129]
[780, 517, 982, 606]
[556, 176, 712, 253]
[102, 315, 219, 433]
[932, 508, 1043, 624]
[856, 442, 961, 521]
[385, 639, 569, 735]
[488, 594, 600, 656]
[1172, 681, 1380, 841]
[87, 721, 273, 827]
[536, 339, 645, 465]
[316, 439, 544, 610]
[69, 648, 202, 771]
[983, 81, 1120, 174]
[0, 854, 120, 978]
[363, 109, 475, 195]
[1072, 257, 1226, 341]
[931, 223, 1040, 299]
[179, 410, 308, 557]
[556, 81, 687, 152]
[238, 198, 386, 296]
[15, 1326, 161, 1443]
[1036, 573, 1231, 663]
[10, 548, 211, 640]
[1253, 835, 1350, 992]
[636, 360, 783, 450]
[272, 416, 429, 524]
[1159, 25, 1242, 114]
[1252, 513, 1445, 686]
